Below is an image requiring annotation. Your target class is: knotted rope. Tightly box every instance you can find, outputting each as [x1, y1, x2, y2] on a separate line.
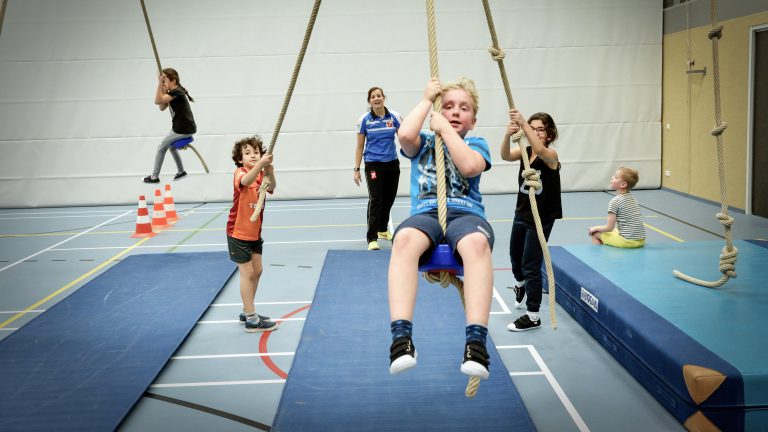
[481, 0, 557, 328]
[672, 0, 738, 287]
[250, 0, 322, 222]
[423, 0, 479, 399]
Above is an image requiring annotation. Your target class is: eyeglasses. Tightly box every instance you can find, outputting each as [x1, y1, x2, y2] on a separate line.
[532, 127, 547, 134]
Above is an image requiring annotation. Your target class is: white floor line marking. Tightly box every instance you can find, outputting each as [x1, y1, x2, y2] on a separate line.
[172, 352, 295, 360]
[210, 301, 311, 307]
[510, 371, 546, 376]
[150, 379, 285, 388]
[198, 318, 305, 324]
[0, 211, 131, 273]
[492, 286, 511, 314]
[0, 328, 18, 331]
[0, 309, 45, 314]
[527, 345, 590, 432]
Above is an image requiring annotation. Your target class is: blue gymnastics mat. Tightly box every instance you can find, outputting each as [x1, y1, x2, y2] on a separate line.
[272, 250, 535, 432]
[550, 240, 768, 431]
[0, 252, 236, 432]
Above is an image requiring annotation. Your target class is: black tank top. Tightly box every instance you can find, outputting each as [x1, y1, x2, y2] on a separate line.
[515, 147, 562, 223]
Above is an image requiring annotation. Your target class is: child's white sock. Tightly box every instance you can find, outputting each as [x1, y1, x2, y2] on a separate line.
[527, 311, 540, 322]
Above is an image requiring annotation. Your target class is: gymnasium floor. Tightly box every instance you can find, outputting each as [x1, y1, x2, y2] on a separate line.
[1, 189, 766, 431]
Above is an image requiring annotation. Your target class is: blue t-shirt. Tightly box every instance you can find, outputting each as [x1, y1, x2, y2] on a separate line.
[356, 109, 401, 163]
[402, 131, 491, 218]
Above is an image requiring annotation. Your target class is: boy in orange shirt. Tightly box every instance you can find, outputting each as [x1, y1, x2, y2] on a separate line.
[227, 136, 278, 332]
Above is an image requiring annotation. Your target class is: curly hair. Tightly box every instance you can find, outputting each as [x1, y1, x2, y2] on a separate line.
[231, 135, 266, 167]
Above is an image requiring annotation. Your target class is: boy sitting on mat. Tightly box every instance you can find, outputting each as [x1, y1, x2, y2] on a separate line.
[588, 167, 646, 248]
[388, 78, 494, 379]
[227, 136, 278, 332]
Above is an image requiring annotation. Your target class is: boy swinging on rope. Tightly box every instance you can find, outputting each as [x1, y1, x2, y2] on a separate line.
[388, 78, 494, 380]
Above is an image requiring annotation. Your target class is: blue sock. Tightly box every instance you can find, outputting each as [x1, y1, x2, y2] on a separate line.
[391, 319, 413, 341]
[466, 324, 488, 346]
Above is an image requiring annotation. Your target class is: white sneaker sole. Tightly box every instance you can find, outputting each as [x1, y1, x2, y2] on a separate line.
[506, 323, 540, 332]
[389, 351, 417, 375]
[460, 361, 489, 380]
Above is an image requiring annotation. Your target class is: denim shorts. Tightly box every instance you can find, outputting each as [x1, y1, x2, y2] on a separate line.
[394, 209, 494, 265]
[227, 236, 264, 263]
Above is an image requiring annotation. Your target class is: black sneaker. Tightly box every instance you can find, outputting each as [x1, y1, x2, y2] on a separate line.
[173, 171, 188, 181]
[244, 316, 278, 333]
[143, 175, 160, 183]
[509, 281, 526, 309]
[507, 314, 541, 332]
[389, 336, 417, 375]
[239, 312, 273, 324]
[460, 340, 490, 379]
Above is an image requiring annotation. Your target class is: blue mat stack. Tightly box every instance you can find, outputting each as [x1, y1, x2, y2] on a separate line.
[272, 250, 536, 432]
[550, 241, 768, 431]
[0, 252, 236, 432]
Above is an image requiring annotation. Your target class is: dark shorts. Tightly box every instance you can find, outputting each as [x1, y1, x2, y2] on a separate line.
[227, 236, 264, 263]
[394, 209, 494, 266]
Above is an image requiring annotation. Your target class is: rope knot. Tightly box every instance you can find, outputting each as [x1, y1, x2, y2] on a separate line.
[718, 245, 738, 277]
[521, 168, 542, 191]
[487, 47, 505, 61]
[710, 122, 728, 136]
[715, 212, 734, 227]
[511, 129, 525, 143]
[708, 25, 723, 40]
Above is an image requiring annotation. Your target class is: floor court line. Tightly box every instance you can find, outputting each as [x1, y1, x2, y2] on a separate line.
[149, 379, 286, 388]
[198, 318, 306, 324]
[497, 344, 590, 432]
[0, 210, 131, 273]
[172, 352, 295, 360]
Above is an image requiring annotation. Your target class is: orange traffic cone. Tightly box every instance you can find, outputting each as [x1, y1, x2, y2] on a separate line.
[164, 184, 179, 222]
[131, 195, 156, 238]
[151, 188, 170, 230]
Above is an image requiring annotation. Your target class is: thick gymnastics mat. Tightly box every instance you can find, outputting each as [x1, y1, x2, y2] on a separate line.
[272, 250, 536, 432]
[0, 252, 236, 432]
[550, 240, 768, 431]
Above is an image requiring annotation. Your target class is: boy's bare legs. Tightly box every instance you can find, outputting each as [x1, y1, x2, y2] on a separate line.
[590, 232, 603, 245]
[456, 232, 493, 379]
[388, 227, 430, 374]
[388, 228, 431, 321]
[238, 254, 276, 332]
[455, 232, 493, 326]
[238, 254, 263, 315]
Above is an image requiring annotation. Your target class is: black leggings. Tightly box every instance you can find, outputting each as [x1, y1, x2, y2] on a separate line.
[364, 160, 400, 242]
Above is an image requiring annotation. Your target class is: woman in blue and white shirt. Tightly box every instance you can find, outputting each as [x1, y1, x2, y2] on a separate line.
[355, 87, 402, 250]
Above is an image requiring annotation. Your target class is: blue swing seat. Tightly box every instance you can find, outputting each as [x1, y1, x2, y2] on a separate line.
[419, 243, 464, 276]
[171, 136, 194, 150]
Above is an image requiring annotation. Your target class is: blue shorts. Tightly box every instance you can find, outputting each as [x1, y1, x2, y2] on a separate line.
[227, 235, 264, 263]
[394, 209, 494, 266]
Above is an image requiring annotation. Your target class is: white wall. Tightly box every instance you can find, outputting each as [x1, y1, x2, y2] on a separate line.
[0, 0, 662, 207]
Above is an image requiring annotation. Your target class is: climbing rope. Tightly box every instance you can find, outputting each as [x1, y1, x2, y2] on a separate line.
[481, 0, 557, 328]
[251, 0, 322, 222]
[139, 0, 209, 173]
[422, 0, 481, 399]
[672, 0, 738, 287]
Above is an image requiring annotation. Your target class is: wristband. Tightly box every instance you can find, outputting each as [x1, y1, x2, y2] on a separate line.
[353, 168, 360, 172]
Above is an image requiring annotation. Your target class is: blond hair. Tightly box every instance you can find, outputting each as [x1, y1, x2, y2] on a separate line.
[442, 77, 479, 115]
[617, 167, 639, 189]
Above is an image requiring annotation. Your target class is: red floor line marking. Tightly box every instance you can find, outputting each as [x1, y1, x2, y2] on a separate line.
[259, 304, 311, 379]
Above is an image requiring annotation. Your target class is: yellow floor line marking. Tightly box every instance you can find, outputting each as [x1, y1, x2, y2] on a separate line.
[644, 222, 685, 242]
[0, 236, 153, 329]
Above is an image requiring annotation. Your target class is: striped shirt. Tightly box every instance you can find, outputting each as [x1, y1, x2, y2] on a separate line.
[608, 193, 646, 240]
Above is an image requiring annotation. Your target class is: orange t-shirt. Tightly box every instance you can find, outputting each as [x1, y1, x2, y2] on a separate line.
[226, 167, 271, 241]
